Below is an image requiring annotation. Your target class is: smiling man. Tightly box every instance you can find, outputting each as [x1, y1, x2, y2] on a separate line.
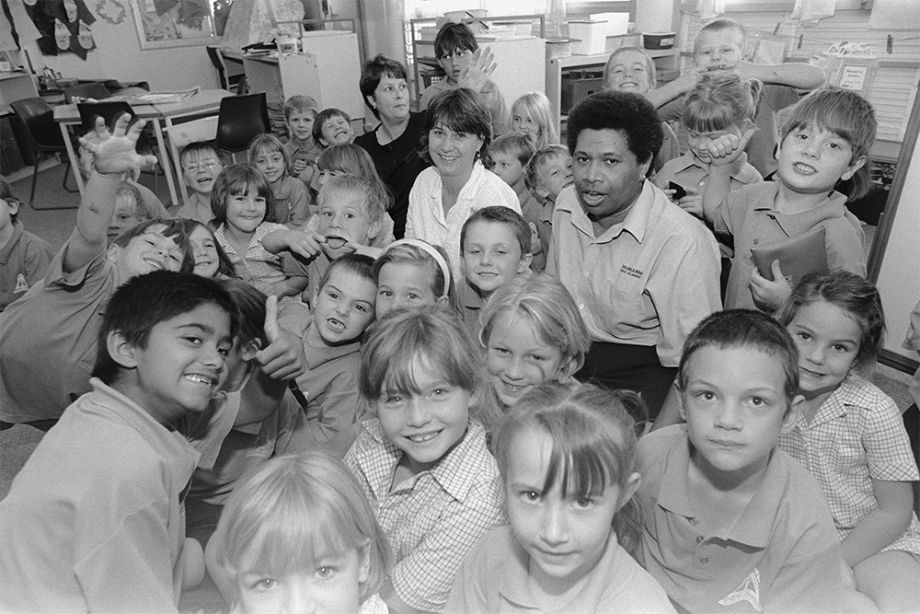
[545, 90, 721, 418]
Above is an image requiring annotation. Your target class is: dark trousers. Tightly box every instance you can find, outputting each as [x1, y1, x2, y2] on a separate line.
[575, 342, 677, 422]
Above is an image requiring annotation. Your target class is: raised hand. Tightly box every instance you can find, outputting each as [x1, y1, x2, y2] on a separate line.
[458, 46, 497, 93]
[706, 127, 756, 167]
[255, 295, 306, 380]
[78, 113, 157, 174]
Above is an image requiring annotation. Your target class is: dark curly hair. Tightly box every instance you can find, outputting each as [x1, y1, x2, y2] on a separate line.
[565, 90, 663, 166]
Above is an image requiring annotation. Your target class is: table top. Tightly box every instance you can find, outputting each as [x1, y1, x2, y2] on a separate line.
[53, 88, 233, 123]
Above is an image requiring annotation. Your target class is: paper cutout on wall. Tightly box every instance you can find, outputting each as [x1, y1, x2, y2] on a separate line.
[22, 0, 95, 58]
[1, 0, 44, 51]
[95, 0, 126, 24]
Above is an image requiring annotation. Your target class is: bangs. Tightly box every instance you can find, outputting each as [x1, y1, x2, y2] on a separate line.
[380, 351, 456, 397]
[228, 179, 270, 199]
[684, 104, 735, 134]
[432, 109, 474, 137]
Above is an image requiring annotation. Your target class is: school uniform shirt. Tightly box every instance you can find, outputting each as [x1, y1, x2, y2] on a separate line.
[715, 182, 866, 310]
[0, 220, 53, 311]
[345, 419, 505, 612]
[406, 162, 520, 280]
[458, 279, 486, 336]
[174, 192, 214, 225]
[654, 151, 763, 197]
[283, 136, 323, 186]
[446, 524, 676, 614]
[0, 247, 113, 423]
[778, 374, 920, 555]
[270, 175, 311, 227]
[214, 221, 290, 295]
[518, 188, 549, 273]
[0, 379, 199, 613]
[904, 301, 920, 408]
[546, 181, 721, 368]
[636, 424, 873, 614]
[420, 79, 508, 137]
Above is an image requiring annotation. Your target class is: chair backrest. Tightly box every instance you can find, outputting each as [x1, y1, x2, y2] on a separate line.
[10, 97, 65, 155]
[76, 101, 138, 134]
[206, 46, 229, 90]
[215, 92, 270, 153]
[63, 82, 111, 103]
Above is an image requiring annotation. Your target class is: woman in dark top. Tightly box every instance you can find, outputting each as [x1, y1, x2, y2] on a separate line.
[354, 55, 429, 239]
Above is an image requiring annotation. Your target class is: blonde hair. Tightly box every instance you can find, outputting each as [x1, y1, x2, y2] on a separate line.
[682, 72, 760, 134]
[247, 133, 291, 178]
[373, 240, 457, 308]
[212, 451, 390, 603]
[510, 92, 559, 150]
[603, 46, 657, 93]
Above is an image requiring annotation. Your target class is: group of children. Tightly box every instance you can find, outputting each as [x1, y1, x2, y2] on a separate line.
[0, 14, 918, 614]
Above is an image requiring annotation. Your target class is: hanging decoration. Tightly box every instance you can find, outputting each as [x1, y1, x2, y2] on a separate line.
[95, 0, 126, 24]
[21, 0, 96, 58]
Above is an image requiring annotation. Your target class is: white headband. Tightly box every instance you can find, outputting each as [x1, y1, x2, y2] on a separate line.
[384, 239, 451, 299]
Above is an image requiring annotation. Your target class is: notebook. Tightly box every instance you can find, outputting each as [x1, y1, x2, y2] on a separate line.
[750, 226, 828, 286]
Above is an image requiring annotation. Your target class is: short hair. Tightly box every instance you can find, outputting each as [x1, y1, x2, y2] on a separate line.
[420, 88, 492, 164]
[510, 92, 558, 150]
[678, 309, 800, 403]
[490, 133, 534, 167]
[493, 382, 643, 553]
[179, 141, 220, 166]
[603, 46, 657, 92]
[210, 165, 276, 227]
[433, 22, 478, 59]
[1, 177, 21, 222]
[460, 206, 531, 257]
[173, 218, 235, 278]
[359, 306, 484, 413]
[247, 133, 290, 176]
[682, 72, 760, 133]
[524, 144, 570, 192]
[313, 108, 352, 144]
[221, 278, 268, 347]
[114, 181, 153, 220]
[111, 219, 195, 273]
[565, 91, 662, 166]
[373, 240, 456, 307]
[92, 271, 239, 384]
[316, 143, 394, 212]
[317, 173, 386, 225]
[694, 17, 747, 55]
[212, 451, 390, 603]
[780, 88, 877, 200]
[360, 54, 409, 119]
[776, 271, 885, 369]
[316, 252, 376, 293]
[283, 95, 319, 120]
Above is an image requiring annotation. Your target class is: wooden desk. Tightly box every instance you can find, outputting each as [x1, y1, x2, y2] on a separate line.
[53, 89, 231, 206]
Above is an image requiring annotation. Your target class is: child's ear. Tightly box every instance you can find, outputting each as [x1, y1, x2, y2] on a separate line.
[241, 339, 261, 361]
[106, 242, 121, 264]
[356, 538, 371, 587]
[7, 198, 21, 218]
[556, 356, 579, 381]
[675, 380, 688, 422]
[435, 295, 449, 307]
[781, 394, 804, 434]
[366, 219, 381, 241]
[840, 156, 867, 182]
[618, 471, 642, 510]
[106, 330, 139, 369]
[517, 253, 533, 274]
[535, 184, 550, 199]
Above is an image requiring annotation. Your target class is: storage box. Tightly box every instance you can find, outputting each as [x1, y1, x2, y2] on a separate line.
[643, 32, 675, 50]
[561, 70, 604, 114]
[590, 12, 629, 37]
[545, 37, 574, 60]
[564, 20, 607, 55]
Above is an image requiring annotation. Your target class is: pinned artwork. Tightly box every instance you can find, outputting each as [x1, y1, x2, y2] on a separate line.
[130, 0, 220, 49]
[22, 0, 96, 59]
[96, 0, 128, 24]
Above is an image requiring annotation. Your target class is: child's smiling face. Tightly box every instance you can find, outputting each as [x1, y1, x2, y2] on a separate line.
[189, 224, 220, 278]
[286, 109, 316, 142]
[106, 192, 142, 244]
[511, 112, 540, 148]
[693, 28, 744, 70]
[110, 224, 185, 283]
[320, 116, 354, 147]
[225, 186, 268, 234]
[375, 262, 441, 319]
[786, 300, 861, 399]
[312, 267, 376, 346]
[461, 220, 529, 295]
[486, 312, 567, 408]
[181, 150, 223, 196]
[776, 124, 864, 196]
[252, 149, 286, 184]
[536, 156, 574, 201]
[317, 186, 380, 260]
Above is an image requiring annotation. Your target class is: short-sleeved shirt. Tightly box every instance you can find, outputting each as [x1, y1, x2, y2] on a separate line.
[546, 181, 721, 367]
[446, 524, 676, 614]
[0, 379, 199, 613]
[636, 424, 871, 614]
[903, 300, 920, 408]
[355, 111, 430, 240]
[654, 152, 763, 196]
[214, 221, 290, 294]
[345, 419, 505, 612]
[0, 247, 113, 423]
[173, 192, 213, 225]
[406, 162, 521, 280]
[778, 374, 920, 555]
[270, 175, 311, 227]
[715, 182, 866, 310]
[0, 220, 53, 311]
[458, 280, 486, 336]
[420, 79, 508, 137]
[518, 188, 548, 273]
[284, 136, 323, 186]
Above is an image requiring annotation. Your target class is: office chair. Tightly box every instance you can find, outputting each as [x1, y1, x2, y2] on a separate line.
[206, 46, 246, 94]
[77, 101, 162, 189]
[214, 92, 270, 162]
[9, 97, 78, 209]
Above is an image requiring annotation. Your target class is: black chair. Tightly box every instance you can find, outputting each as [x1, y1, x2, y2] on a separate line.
[206, 46, 246, 94]
[9, 97, 78, 209]
[77, 101, 161, 188]
[215, 93, 270, 161]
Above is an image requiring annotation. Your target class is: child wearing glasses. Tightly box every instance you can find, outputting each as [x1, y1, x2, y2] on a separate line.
[175, 141, 224, 225]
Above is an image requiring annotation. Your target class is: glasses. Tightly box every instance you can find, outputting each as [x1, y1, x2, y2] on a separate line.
[182, 159, 220, 173]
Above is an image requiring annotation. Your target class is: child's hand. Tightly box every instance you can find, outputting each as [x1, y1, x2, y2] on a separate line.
[458, 46, 497, 93]
[255, 295, 306, 380]
[78, 114, 157, 174]
[706, 128, 756, 168]
[292, 158, 309, 175]
[675, 188, 702, 217]
[749, 260, 793, 311]
[284, 229, 323, 260]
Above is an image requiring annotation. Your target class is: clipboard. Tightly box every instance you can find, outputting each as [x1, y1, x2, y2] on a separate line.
[750, 226, 828, 287]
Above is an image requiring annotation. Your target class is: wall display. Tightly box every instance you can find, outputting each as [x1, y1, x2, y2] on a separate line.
[22, 0, 96, 58]
[130, 0, 219, 49]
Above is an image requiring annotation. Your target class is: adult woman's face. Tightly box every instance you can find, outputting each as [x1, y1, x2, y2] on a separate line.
[428, 122, 484, 181]
[605, 49, 654, 94]
[371, 75, 410, 122]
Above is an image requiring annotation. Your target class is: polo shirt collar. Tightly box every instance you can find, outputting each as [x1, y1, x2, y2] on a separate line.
[556, 181, 654, 244]
[656, 426, 788, 548]
[362, 418, 487, 503]
[459, 280, 485, 311]
[669, 153, 705, 175]
[303, 321, 361, 369]
[0, 221, 24, 264]
[752, 183, 849, 234]
[670, 152, 759, 185]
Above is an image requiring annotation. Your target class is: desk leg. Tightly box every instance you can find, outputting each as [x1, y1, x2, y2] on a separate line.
[164, 115, 190, 206]
[151, 119, 178, 207]
[60, 123, 84, 195]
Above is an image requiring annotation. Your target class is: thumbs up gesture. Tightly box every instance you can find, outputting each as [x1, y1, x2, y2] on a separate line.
[254, 295, 306, 380]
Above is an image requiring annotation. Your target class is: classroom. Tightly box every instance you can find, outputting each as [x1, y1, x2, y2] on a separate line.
[1, 0, 919, 612]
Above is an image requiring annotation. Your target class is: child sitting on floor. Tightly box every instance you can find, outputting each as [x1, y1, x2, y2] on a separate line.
[489, 134, 544, 272]
[282, 95, 322, 188]
[0, 177, 53, 311]
[373, 239, 457, 318]
[248, 133, 310, 228]
[314, 107, 355, 148]
[174, 141, 224, 225]
[523, 144, 572, 270]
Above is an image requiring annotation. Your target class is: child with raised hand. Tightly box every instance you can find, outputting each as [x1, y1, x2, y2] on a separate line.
[282, 95, 321, 187]
[315, 107, 356, 148]
[373, 238, 456, 318]
[0, 177, 52, 311]
[0, 114, 194, 428]
[207, 451, 391, 614]
[174, 141, 224, 224]
[210, 164, 316, 299]
[447, 382, 675, 613]
[478, 274, 589, 417]
[638, 309, 875, 614]
[701, 88, 874, 311]
[0, 272, 238, 612]
[458, 206, 532, 332]
[489, 134, 545, 272]
[523, 144, 573, 268]
[175, 218, 235, 279]
[510, 91, 558, 150]
[248, 133, 311, 228]
[106, 181, 160, 244]
[776, 271, 920, 612]
[345, 306, 505, 613]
